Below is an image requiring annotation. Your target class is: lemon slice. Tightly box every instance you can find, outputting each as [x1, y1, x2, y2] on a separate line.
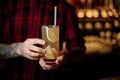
[46, 27, 59, 43]
[45, 45, 56, 59]
[51, 48, 59, 58]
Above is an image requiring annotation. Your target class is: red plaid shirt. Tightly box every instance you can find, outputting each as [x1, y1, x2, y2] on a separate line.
[0, 0, 85, 80]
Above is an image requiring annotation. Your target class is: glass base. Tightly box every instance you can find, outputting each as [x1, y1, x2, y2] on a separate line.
[44, 59, 56, 64]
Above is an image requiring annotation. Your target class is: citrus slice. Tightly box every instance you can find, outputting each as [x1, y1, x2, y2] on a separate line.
[45, 45, 56, 59]
[46, 27, 59, 43]
[51, 48, 59, 58]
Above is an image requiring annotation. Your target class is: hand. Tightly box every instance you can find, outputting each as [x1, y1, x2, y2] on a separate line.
[16, 38, 45, 60]
[39, 55, 64, 70]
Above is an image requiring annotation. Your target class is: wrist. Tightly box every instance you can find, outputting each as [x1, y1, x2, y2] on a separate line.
[16, 42, 22, 56]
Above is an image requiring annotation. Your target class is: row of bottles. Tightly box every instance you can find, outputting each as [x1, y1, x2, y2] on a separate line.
[78, 20, 120, 32]
[76, 8, 120, 18]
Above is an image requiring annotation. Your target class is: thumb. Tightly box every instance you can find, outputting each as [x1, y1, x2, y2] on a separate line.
[56, 55, 64, 64]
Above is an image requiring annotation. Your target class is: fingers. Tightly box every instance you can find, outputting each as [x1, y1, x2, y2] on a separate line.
[27, 38, 45, 58]
[39, 50, 65, 70]
[24, 45, 45, 60]
[55, 55, 64, 64]
[39, 58, 51, 70]
[27, 50, 43, 57]
[21, 49, 40, 60]
[39, 55, 64, 70]
[39, 58, 58, 70]
[16, 38, 46, 60]
[29, 45, 45, 54]
[28, 42, 45, 60]
[29, 38, 45, 45]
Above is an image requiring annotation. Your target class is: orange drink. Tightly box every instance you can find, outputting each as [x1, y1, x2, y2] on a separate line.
[42, 25, 59, 64]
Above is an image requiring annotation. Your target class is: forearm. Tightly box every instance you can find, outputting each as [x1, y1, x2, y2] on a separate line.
[0, 43, 21, 59]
